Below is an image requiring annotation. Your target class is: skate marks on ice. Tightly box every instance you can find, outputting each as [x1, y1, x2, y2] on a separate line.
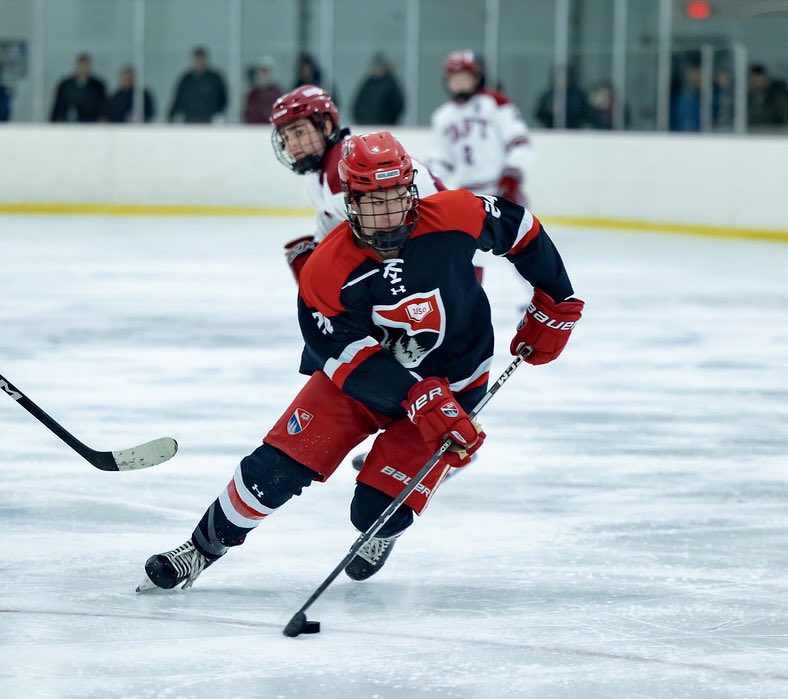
[1, 605, 787, 684]
[2, 218, 788, 698]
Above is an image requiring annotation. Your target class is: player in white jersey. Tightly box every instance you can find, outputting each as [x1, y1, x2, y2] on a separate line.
[429, 50, 533, 207]
[271, 85, 444, 281]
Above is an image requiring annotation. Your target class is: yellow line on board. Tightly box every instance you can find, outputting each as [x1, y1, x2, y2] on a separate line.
[0, 202, 313, 217]
[541, 216, 788, 243]
[1, 203, 786, 243]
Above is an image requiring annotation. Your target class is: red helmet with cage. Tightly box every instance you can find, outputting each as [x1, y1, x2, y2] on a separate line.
[271, 85, 338, 129]
[338, 131, 420, 252]
[443, 50, 484, 78]
[270, 85, 340, 173]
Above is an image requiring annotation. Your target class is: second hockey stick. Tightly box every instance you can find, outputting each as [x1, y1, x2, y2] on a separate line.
[283, 352, 526, 637]
[0, 373, 177, 472]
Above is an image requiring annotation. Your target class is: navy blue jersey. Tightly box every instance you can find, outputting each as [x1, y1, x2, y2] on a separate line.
[297, 189, 574, 417]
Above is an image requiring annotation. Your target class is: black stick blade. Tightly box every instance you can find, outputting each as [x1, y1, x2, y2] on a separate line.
[283, 612, 320, 637]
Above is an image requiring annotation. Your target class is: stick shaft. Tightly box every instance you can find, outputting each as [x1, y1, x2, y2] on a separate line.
[0, 373, 98, 462]
[288, 355, 525, 619]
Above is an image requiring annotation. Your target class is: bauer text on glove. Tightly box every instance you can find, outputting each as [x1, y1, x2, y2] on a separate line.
[402, 377, 486, 466]
[510, 288, 584, 365]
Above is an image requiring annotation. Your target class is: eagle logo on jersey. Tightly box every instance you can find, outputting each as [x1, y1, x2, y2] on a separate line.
[287, 408, 314, 435]
[372, 289, 446, 368]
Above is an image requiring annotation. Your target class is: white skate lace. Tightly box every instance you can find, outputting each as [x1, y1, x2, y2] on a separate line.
[357, 537, 393, 566]
[164, 541, 208, 589]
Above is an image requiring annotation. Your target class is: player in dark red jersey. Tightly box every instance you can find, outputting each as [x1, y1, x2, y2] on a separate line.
[271, 85, 443, 282]
[137, 131, 584, 592]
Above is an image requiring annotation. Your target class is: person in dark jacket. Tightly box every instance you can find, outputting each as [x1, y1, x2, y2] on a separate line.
[0, 84, 10, 121]
[168, 47, 227, 124]
[294, 53, 322, 89]
[50, 53, 106, 122]
[534, 66, 593, 129]
[104, 66, 155, 123]
[352, 54, 405, 125]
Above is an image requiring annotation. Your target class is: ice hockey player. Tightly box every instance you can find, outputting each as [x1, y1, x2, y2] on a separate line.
[270, 85, 443, 282]
[137, 131, 583, 592]
[429, 50, 533, 207]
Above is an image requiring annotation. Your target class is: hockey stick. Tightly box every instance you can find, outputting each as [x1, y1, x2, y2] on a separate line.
[283, 352, 526, 636]
[0, 373, 177, 472]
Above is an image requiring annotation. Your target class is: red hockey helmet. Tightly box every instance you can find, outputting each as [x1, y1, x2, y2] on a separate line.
[338, 131, 420, 252]
[443, 50, 484, 78]
[270, 85, 340, 173]
[338, 131, 415, 193]
[270, 85, 338, 129]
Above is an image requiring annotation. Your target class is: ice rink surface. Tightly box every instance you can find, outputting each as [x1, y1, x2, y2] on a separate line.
[1, 215, 787, 699]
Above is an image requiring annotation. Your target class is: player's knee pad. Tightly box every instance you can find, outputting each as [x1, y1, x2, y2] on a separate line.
[239, 443, 318, 509]
[350, 482, 414, 538]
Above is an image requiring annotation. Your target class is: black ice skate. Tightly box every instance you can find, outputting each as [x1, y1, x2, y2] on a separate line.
[345, 536, 398, 581]
[136, 539, 214, 592]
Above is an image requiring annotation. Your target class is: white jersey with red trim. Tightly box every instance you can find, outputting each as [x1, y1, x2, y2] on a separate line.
[429, 89, 533, 196]
[308, 140, 444, 243]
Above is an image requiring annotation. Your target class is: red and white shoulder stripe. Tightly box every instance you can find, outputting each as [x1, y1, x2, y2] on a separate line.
[504, 210, 541, 256]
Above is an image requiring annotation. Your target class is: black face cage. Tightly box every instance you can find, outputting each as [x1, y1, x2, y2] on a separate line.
[271, 114, 329, 174]
[345, 183, 421, 253]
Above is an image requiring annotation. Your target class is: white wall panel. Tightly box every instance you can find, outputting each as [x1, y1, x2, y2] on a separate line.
[0, 126, 785, 231]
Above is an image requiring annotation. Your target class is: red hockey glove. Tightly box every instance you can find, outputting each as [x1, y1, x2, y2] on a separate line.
[497, 173, 525, 206]
[511, 288, 584, 365]
[403, 377, 485, 466]
[284, 236, 317, 283]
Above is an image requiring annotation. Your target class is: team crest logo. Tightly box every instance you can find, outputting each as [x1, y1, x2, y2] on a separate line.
[372, 289, 446, 368]
[406, 301, 432, 323]
[441, 402, 460, 418]
[287, 408, 314, 435]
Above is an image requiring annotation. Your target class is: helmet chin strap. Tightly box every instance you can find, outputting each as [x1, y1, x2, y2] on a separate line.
[353, 224, 411, 253]
[292, 153, 323, 174]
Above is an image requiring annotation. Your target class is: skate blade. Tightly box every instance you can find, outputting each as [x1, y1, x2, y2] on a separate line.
[135, 573, 162, 593]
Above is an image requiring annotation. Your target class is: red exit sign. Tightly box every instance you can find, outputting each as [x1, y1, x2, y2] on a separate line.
[685, 1, 712, 19]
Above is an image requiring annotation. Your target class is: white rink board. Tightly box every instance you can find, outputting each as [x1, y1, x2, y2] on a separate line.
[1, 125, 787, 231]
[1, 215, 787, 699]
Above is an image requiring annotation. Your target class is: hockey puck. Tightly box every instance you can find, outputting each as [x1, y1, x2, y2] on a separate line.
[283, 611, 321, 637]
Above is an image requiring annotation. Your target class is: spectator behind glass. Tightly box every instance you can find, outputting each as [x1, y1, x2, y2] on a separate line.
[352, 54, 405, 125]
[714, 68, 734, 129]
[168, 47, 228, 124]
[104, 66, 155, 123]
[670, 63, 705, 132]
[587, 80, 631, 130]
[294, 53, 322, 89]
[50, 53, 106, 122]
[534, 66, 593, 129]
[0, 69, 10, 121]
[243, 56, 282, 124]
[748, 64, 788, 128]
